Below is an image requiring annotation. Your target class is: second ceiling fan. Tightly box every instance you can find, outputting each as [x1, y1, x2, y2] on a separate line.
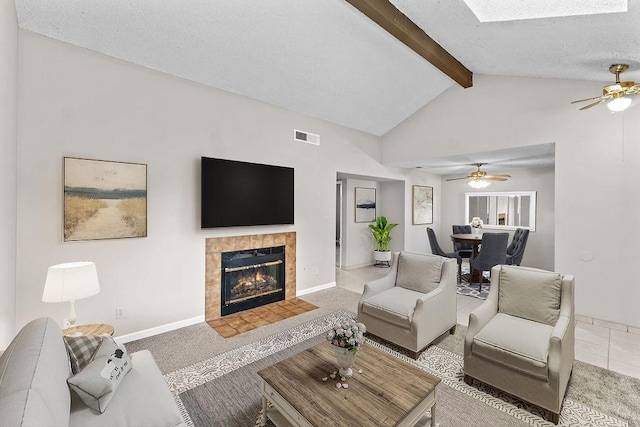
[446, 163, 510, 188]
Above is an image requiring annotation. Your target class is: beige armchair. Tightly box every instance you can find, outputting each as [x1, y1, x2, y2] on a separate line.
[464, 265, 575, 424]
[358, 251, 457, 359]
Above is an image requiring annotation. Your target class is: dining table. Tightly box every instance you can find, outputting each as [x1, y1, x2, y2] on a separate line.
[450, 233, 489, 284]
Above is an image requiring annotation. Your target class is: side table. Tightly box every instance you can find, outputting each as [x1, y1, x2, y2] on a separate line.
[63, 323, 114, 337]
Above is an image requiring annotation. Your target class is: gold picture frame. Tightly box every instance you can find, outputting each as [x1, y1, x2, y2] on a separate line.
[64, 157, 147, 241]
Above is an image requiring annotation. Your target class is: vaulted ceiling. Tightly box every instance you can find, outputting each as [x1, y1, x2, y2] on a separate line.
[14, 0, 640, 170]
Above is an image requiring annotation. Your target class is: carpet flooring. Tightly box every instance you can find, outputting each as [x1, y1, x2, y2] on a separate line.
[160, 310, 640, 427]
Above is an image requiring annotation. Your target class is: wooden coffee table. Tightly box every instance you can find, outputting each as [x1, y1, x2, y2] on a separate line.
[258, 341, 440, 426]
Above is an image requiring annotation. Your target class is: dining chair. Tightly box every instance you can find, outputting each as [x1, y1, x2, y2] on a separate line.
[452, 225, 473, 260]
[427, 228, 462, 283]
[469, 233, 509, 292]
[506, 228, 530, 266]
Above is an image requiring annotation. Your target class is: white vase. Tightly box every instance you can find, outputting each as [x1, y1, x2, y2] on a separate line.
[334, 346, 357, 378]
[473, 228, 480, 235]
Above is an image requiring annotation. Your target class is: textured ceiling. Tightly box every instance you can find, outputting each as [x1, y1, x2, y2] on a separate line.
[14, 0, 639, 168]
[391, 0, 640, 82]
[388, 142, 556, 175]
[14, 0, 454, 137]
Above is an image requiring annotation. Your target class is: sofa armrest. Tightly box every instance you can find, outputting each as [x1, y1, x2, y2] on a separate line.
[465, 299, 498, 357]
[358, 255, 398, 310]
[548, 312, 574, 383]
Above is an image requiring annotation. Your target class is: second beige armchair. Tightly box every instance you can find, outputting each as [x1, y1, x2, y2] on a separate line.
[358, 251, 457, 359]
[464, 265, 575, 424]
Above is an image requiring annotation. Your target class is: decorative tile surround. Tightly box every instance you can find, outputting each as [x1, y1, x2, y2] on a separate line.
[205, 232, 296, 322]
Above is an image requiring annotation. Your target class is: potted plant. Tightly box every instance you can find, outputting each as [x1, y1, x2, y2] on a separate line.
[368, 216, 398, 264]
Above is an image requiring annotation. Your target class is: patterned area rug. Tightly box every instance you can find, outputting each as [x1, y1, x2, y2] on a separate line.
[457, 267, 490, 299]
[164, 310, 629, 427]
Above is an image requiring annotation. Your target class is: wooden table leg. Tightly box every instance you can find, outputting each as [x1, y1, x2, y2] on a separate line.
[431, 402, 436, 426]
[261, 396, 267, 426]
[470, 243, 482, 285]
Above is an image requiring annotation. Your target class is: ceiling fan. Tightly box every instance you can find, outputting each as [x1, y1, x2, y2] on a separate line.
[571, 64, 640, 112]
[446, 163, 511, 188]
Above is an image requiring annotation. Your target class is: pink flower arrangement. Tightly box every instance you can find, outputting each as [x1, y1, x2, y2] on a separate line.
[326, 318, 366, 352]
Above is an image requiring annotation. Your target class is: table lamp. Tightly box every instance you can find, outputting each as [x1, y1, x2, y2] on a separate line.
[42, 261, 100, 336]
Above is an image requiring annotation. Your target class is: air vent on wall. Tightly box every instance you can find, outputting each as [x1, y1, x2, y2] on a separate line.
[294, 129, 320, 146]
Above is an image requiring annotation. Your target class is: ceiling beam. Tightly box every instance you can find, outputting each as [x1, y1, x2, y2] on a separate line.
[346, 0, 473, 88]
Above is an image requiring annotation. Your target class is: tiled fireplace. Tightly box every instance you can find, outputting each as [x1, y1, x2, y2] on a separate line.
[205, 232, 296, 321]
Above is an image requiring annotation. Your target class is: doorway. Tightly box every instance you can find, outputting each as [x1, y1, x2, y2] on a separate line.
[336, 181, 343, 268]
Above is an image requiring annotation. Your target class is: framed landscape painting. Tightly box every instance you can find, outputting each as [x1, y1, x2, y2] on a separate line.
[64, 157, 147, 241]
[412, 185, 433, 225]
[355, 187, 376, 223]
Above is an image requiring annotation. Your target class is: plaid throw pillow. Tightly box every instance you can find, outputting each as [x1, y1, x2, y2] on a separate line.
[64, 335, 103, 374]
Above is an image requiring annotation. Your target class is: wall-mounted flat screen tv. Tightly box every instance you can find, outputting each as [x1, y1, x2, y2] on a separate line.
[201, 157, 294, 228]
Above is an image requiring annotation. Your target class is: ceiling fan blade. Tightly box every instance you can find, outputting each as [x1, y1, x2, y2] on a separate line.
[579, 98, 608, 110]
[484, 174, 511, 179]
[445, 177, 471, 181]
[485, 176, 509, 181]
[627, 84, 640, 95]
[571, 95, 607, 104]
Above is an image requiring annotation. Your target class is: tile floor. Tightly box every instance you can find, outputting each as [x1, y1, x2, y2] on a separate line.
[336, 263, 640, 380]
[207, 298, 318, 338]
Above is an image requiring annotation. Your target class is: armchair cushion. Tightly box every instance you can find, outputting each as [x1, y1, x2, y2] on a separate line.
[473, 313, 553, 380]
[498, 266, 562, 326]
[360, 287, 425, 329]
[396, 252, 443, 294]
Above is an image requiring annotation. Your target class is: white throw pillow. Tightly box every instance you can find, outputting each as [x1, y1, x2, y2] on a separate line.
[67, 337, 132, 413]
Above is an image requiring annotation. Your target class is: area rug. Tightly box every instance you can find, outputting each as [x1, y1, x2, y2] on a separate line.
[457, 267, 490, 299]
[164, 310, 631, 427]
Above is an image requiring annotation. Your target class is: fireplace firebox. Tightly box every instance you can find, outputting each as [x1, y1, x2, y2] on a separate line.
[220, 246, 285, 316]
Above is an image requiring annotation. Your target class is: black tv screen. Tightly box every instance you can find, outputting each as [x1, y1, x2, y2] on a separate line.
[201, 157, 294, 228]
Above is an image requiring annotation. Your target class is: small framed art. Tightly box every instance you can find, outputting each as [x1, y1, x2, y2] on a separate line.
[412, 185, 433, 225]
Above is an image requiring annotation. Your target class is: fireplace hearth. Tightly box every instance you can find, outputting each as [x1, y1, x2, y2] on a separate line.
[221, 246, 285, 316]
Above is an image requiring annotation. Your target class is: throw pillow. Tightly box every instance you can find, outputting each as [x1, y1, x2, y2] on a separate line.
[67, 337, 133, 413]
[396, 251, 443, 294]
[64, 335, 103, 374]
[498, 265, 562, 326]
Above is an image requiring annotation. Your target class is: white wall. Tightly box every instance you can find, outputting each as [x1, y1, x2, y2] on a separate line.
[379, 181, 405, 254]
[14, 31, 440, 338]
[440, 166, 555, 270]
[0, 0, 18, 348]
[342, 178, 378, 268]
[384, 74, 640, 328]
[404, 174, 442, 255]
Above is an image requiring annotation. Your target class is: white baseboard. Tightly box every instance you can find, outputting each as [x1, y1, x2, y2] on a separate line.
[296, 281, 336, 296]
[114, 283, 337, 344]
[341, 262, 374, 270]
[114, 315, 205, 345]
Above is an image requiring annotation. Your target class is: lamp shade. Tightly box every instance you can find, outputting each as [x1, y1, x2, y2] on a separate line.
[42, 262, 100, 303]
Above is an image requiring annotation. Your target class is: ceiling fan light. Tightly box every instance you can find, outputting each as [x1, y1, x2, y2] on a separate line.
[468, 178, 490, 189]
[607, 96, 632, 112]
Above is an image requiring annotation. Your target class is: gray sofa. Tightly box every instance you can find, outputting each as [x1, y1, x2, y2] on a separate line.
[0, 317, 187, 427]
